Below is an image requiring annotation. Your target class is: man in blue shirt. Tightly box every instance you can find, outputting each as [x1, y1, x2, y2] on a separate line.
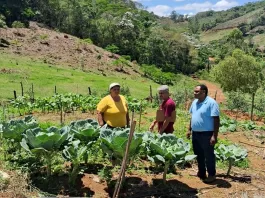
[187, 84, 220, 183]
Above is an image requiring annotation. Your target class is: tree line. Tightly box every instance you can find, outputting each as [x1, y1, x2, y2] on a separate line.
[0, 0, 203, 75]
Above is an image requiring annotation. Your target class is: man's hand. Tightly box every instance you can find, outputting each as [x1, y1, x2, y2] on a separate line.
[149, 124, 154, 132]
[210, 135, 217, 145]
[186, 131, 191, 139]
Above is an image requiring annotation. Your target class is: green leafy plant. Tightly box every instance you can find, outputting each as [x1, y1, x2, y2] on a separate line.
[215, 144, 247, 175]
[20, 126, 70, 176]
[2, 116, 38, 142]
[11, 21, 25, 28]
[146, 134, 196, 184]
[69, 119, 100, 163]
[62, 140, 87, 185]
[219, 118, 237, 133]
[100, 128, 143, 165]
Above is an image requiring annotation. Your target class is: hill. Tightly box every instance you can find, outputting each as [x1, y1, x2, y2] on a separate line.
[0, 22, 196, 100]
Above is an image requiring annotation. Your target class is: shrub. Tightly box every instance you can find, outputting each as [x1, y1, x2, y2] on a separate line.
[11, 21, 25, 28]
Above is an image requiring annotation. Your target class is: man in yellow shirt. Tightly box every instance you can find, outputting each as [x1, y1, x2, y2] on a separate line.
[97, 83, 129, 128]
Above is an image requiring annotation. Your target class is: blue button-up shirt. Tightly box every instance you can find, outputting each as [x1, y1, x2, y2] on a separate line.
[189, 96, 220, 131]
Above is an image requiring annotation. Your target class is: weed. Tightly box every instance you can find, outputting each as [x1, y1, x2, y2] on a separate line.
[98, 167, 112, 183]
[40, 34, 49, 40]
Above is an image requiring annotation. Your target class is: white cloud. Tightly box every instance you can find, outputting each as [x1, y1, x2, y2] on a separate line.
[147, 5, 172, 16]
[174, 0, 239, 13]
[175, 0, 185, 2]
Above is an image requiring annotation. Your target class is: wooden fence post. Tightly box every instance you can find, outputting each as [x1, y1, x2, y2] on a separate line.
[88, 87, 91, 95]
[13, 90, 17, 99]
[20, 82, 24, 96]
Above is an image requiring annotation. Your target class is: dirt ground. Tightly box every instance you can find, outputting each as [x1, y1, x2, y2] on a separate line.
[0, 22, 142, 77]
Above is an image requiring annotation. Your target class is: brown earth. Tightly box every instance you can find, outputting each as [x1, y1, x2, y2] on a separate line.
[0, 22, 142, 77]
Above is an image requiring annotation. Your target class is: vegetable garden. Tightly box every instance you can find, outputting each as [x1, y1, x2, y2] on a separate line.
[0, 86, 264, 197]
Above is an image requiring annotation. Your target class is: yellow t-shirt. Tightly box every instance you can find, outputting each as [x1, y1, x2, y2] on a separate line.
[97, 95, 128, 127]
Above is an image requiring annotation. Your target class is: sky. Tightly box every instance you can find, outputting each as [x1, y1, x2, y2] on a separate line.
[133, 0, 261, 16]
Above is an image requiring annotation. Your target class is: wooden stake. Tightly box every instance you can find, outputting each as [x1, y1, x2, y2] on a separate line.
[112, 115, 136, 198]
[20, 82, 24, 96]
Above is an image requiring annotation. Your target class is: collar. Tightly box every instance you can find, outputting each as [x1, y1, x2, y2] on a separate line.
[196, 96, 208, 104]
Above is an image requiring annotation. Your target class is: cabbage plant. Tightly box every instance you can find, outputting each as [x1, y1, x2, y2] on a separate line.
[69, 119, 100, 163]
[20, 126, 70, 176]
[100, 128, 143, 165]
[63, 140, 87, 185]
[146, 134, 196, 184]
[215, 144, 247, 175]
[2, 115, 38, 142]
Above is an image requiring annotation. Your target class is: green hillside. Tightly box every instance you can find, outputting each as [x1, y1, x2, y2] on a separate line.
[0, 52, 195, 100]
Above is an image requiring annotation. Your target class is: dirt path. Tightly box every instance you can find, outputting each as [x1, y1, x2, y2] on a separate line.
[198, 80, 226, 104]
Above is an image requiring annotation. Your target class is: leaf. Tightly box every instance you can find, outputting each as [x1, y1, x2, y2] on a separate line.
[185, 155, 197, 161]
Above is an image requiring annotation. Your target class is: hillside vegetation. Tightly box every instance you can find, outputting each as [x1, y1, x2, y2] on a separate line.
[0, 0, 202, 74]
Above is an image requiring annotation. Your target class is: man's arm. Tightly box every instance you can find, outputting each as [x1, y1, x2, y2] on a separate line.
[149, 120, 157, 132]
[186, 120, 192, 139]
[210, 116, 220, 145]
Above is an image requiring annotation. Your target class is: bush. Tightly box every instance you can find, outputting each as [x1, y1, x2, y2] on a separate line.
[0, 14, 7, 28]
[105, 44, 119, 54]
[11, 21, 25, 28]
[82, 38, 93, 44]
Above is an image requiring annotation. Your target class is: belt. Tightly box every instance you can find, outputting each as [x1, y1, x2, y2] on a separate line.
[192, 131, 213, 133]
[107, 124, 126, 129]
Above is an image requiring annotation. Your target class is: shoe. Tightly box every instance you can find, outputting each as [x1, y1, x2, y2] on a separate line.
[203, 175, 216, 183]
[197, 172, 207, 180]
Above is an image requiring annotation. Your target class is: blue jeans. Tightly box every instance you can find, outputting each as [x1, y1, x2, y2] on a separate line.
[192, 131, 216, 176]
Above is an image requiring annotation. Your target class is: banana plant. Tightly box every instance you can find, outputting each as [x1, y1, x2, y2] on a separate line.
[215, 144, 247, 175]
[146, 134, 196, 184]
[20, 126, 70, 176]
[63, 140, 87, 185]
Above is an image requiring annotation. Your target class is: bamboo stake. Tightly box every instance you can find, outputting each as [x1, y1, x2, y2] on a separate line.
[112, 115, 136, 198]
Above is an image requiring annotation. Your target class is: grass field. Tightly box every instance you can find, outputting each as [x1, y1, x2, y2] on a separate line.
[200, 28, 235, 43]
[0, 52, 196, 101]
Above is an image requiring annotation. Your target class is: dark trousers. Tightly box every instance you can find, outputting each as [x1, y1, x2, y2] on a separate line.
[192, 131, 216, 176]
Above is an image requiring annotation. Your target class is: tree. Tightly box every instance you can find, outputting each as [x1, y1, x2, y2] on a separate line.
[213, 49, 263, 120]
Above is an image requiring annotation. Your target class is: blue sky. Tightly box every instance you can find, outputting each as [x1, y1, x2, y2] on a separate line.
[133, 0, 261, 16]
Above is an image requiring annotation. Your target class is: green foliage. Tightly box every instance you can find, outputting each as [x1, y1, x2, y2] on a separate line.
[99, 128, 143, 165]
[11, 21, 25, 28]
[62, 140, 87, 185]
[219, 118, 237, 133]
[20, 126, 70, 176]
[70, 119, 99, 139]
[0, 14, 7, 28]
[105, 44, 119, 54]
[213, 49, 263, 94]
[141, 64, 175, 85]
[2, 116, 38, 142]
[20, 126, 70, 154]
[226, 91, 249, 113]
[215, 144, 247, 175]
[82, 38, 93, 44]
[145, 133, 196, 184]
